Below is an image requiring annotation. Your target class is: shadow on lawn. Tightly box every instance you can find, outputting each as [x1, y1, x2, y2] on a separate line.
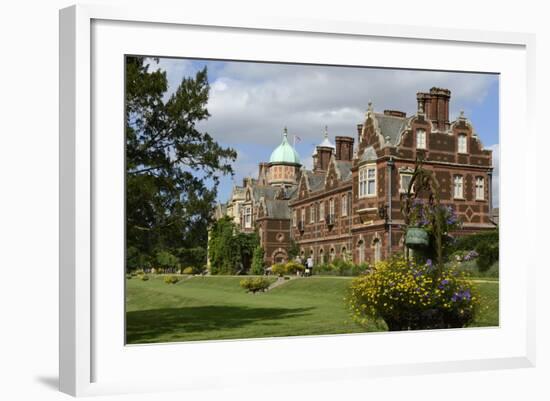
[126, 305, 314, 344]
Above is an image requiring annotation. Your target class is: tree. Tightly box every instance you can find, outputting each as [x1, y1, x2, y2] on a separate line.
[250, 246, 265, 275]
[155, 250, 180, 273]
[125, 57, 236, 270]
[287, 238, 300, 260]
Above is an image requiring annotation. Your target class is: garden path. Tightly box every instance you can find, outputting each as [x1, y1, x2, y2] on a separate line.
[266, 276, 301, 291]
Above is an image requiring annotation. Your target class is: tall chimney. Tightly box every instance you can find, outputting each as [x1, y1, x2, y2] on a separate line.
[315, 146, 332, 172]
[335, 136, 354, 161]
[416, 87, 451, 131]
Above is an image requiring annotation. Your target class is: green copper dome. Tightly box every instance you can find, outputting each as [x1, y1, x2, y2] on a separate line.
[269, 128, 301, 165]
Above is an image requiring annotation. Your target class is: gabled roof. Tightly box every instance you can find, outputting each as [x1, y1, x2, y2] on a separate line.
[373, 113, 412, 146]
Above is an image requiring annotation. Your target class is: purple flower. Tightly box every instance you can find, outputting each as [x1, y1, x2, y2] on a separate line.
[441, 279, 449, 285]
[426, 259, 432, 267]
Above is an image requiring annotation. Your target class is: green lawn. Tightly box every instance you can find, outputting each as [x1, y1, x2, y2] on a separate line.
[126, 275, 499, 344]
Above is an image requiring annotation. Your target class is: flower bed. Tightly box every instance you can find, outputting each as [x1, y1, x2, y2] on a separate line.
[348, 256, 479, 331]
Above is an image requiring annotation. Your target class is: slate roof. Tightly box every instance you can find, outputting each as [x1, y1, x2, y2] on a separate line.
[335, 160, 352, 181]
[252, 186, 278, 202]
[307, 173, 326, 192]
[360, 146, 378, 162]
[374, 113, 411, 146]
[265, 199, 291, 219]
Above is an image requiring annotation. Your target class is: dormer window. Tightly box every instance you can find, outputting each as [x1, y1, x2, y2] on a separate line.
[458, 134, 467, 154]
[416, 129, 426, 149]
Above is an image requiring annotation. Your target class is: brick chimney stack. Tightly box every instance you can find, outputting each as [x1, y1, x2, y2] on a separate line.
[335, 136, 354, 161]
[315, 146, 333, 172]
[416, 87, 451, 131]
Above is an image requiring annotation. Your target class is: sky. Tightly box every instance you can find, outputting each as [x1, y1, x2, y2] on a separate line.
[147, 57, 500, 207]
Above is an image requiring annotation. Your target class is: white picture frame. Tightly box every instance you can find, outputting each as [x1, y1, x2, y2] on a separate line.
[59, 4, 536, 397]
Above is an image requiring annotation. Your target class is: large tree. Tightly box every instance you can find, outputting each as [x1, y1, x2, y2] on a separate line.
[125, 57, 236, 270]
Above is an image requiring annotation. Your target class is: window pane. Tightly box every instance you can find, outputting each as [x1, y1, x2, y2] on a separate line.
[401, 174, 412, 191]
[368, 180, 375, 194]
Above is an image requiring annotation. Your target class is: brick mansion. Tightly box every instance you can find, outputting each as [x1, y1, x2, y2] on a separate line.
[214, 87, 496, 267]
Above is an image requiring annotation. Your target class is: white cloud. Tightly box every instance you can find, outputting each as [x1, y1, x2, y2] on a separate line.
[154, 58, 498, 201]
[190, 62, 496, 150]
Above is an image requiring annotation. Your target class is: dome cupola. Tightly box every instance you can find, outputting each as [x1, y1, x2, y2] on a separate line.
[269, 127, 301, 165]
[267, 127, 301, 186]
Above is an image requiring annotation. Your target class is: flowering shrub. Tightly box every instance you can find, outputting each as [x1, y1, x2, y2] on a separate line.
[348, 256, 478, 330]
[269, 262, 305, 276]
[284, 261, 305, 274]
[317, 259, 371, 276]
[182, 266, 195, 275]
[452, 250, 479, 263]
[163, 275, 180, 284]
[270, 263, 286, 276]
[240, 277, 271, 293]
[408, 200, 461, 234]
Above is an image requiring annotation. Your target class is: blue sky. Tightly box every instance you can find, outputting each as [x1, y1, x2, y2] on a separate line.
[149, 58, 499, 206]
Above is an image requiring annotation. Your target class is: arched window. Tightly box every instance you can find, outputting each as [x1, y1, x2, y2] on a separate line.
[330, 247, 335, 261]
[358, 240, 365, 264]
[319, 248, 324, 265]
[373, 238, 382, 264]
[341, 247, 348, 261]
